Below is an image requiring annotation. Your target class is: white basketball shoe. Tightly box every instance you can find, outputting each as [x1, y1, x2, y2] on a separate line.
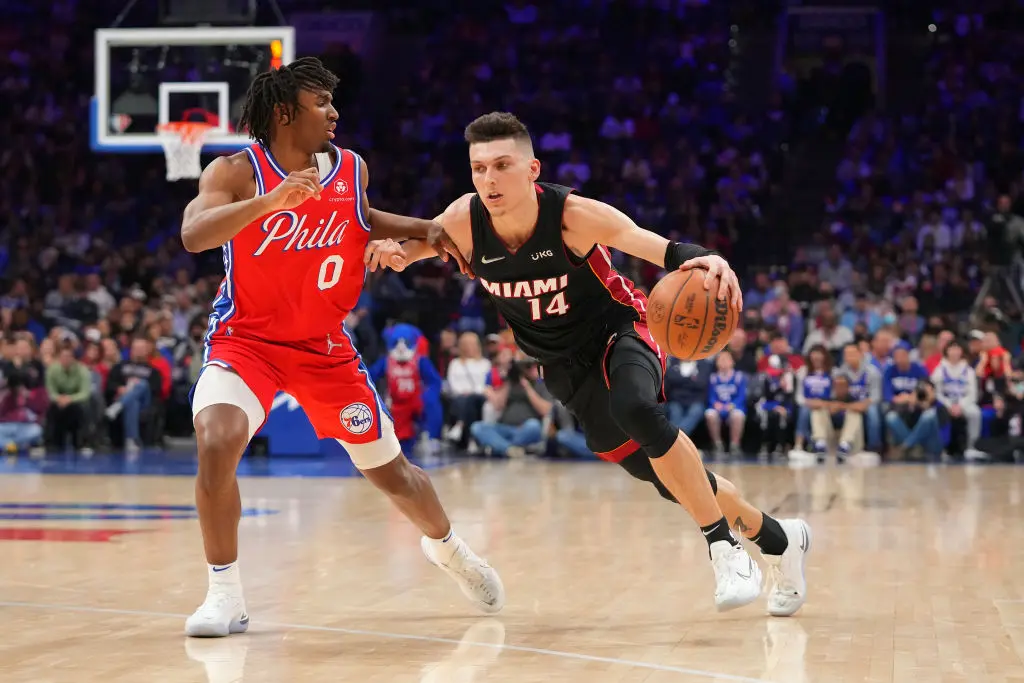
[185, 589, 250, 638]
[421, 535, 505, 614]
[764, 518, 812, 617]
[710, 539, 762, 611]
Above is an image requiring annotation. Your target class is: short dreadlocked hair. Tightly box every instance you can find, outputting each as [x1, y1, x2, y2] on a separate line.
[464, 112, 533, 153]
[239, 56, 339, 146]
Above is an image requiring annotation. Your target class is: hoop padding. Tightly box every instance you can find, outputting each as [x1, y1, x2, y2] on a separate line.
[156, 122, 214, 181]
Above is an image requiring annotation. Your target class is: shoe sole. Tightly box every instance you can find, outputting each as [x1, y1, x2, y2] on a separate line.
[185, 614, 250, 638]
[421, 538, 505, 614]
[768, 520, 811, 617]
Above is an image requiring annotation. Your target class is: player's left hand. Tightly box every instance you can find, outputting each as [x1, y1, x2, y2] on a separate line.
[364, 239, 408, 272]
[678, 254, 742, 310]
[426, 222, 474, 278]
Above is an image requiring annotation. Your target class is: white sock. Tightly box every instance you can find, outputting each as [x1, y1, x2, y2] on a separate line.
[208, 562, 242, 592]
[426, 528, 459, 564]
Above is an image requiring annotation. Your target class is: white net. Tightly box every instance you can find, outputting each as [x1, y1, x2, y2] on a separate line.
[156, 123, 214, 181]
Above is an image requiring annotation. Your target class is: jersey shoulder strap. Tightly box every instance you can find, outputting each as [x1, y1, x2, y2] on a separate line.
[535, 182, 575, 223]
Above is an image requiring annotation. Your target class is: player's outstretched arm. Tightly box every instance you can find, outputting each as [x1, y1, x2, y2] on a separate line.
[181, 156, 322, 253]
[356, 156, 472, 275]
[375, 194, 476, 274]
[562, 194, 742, 308]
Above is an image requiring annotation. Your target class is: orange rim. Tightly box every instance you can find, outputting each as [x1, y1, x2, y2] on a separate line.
[156, 122, 214, 143]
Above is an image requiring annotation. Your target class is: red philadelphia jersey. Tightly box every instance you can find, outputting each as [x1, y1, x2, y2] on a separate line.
[206, 143, 370, 355]
[386, 357, 423, 409]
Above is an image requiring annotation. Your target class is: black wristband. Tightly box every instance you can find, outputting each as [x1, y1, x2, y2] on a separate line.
[664, 241, 715, 272]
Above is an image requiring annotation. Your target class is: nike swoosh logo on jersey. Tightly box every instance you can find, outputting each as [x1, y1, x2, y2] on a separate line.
[480, 256, 505, 264]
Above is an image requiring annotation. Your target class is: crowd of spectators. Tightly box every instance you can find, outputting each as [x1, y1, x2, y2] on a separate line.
[2, 1, 1023, 465]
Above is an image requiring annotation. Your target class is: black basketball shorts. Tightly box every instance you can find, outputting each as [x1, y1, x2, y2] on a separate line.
[541, 321, 666, 463]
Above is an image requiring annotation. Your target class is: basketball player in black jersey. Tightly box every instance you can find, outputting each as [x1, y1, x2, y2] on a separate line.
[378, 112, 811, 616]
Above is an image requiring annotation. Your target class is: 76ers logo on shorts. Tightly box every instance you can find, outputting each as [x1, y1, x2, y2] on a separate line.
[340, 402, 373, 435]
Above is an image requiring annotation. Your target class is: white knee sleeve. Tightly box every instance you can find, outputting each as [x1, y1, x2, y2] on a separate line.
[337, 413, 402, 470]
[191, 366, 266, 442]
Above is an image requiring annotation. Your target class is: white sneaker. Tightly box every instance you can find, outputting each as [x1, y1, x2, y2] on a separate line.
[765, 518, 811, 617]
[709, 540, 762, 612]
[185, 589, 249, 637]
[421, 536, 505, 614]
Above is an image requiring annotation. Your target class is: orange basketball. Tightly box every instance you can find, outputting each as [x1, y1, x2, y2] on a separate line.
[646, 269, 739, 361]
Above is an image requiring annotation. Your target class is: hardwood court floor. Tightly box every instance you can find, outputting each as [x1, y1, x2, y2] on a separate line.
[0, 458, 1023, 682]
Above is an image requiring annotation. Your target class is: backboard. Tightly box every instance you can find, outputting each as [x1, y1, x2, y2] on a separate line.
[91, 26, 295, 154]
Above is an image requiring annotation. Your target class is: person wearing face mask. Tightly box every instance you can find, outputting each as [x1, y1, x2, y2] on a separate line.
[930, 340, 986, 461]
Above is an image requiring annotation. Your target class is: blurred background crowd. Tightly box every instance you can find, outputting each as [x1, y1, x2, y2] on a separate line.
[3, 0, 1024, 464]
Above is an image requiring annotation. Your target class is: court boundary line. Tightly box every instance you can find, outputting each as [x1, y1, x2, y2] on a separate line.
[0, 599, 773, 682]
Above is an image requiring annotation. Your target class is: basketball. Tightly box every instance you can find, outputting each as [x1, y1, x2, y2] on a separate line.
[646, 269, 739, 361]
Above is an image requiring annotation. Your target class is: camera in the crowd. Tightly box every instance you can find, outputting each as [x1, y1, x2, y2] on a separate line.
[505, 359, 536, 384]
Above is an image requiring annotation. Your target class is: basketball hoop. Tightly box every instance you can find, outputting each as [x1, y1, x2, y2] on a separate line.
[156, 122, 214, 181]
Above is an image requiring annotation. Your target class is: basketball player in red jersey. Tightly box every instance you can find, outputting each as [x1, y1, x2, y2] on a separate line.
[179, 58, 503, 637]
[388, 113, 811, 617]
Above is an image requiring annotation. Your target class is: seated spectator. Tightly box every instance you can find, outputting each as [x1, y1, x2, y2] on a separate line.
[840, 292, 883, 336]
[977, 346, 1010, 408]
[930, 340, 984, 460]
[868, 328, 895, 371]
[802, 305, 854, 357]
[794, 344, 833, 453]
[886, 379, 945, 461]
[895, 296, 924, 343]
[104, 337, 162, 453]
[445, 331, 491, 447]
[760, 285, 805, 352]
[811, 374, 863, 462]
[470, 358, 551, 458]
[835, 343, 883, 453]
[663, 358, 711, 435]
[882, 343, 930, 457]
[551, 403, 593, 460]
[705, 351, 747, 458]
[976, 362, 1024, 462]
[755, 348, 796, 457]
[0, 379, 47, 454]
[2, 337, 46, 390]
[727, 327, 758, 375]
[45, 344, 92, 452]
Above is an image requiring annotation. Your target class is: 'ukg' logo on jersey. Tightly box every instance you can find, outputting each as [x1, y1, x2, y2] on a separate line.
[340, 402, 374, 435]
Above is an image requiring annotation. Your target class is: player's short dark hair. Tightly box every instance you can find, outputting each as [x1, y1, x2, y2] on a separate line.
[239, 56, 339, 146]
[464, 112, 533, 149]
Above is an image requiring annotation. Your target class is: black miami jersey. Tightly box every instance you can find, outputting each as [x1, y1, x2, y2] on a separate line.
[469, 182, 648, 363]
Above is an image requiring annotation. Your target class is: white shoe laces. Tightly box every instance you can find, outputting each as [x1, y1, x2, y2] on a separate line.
[768, 562, 799, 598]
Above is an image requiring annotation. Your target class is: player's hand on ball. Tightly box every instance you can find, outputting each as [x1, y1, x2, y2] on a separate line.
[266, 167, 323, 210]
[425, 222, 474, 278]
[364, 239, 408, 272]
[678, 255, 742, 310]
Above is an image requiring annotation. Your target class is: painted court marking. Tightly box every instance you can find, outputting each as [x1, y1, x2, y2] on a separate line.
[0, 600, 774, 682]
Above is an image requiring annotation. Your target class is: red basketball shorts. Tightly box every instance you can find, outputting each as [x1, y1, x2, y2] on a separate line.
[198, 333, 393, 446]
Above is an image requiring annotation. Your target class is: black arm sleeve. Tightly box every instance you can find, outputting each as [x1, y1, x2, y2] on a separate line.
[664, 241, 717, 272]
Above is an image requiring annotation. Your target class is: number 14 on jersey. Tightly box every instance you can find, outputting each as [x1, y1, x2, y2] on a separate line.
[528, 292, 569, 321]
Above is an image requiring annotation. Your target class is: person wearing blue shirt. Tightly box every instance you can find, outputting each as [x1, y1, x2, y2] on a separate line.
[705, 352, 747, 458]
[794, 344, 834, 453]
[882, 342, 931, 457]
[835, 343, 883, 453]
